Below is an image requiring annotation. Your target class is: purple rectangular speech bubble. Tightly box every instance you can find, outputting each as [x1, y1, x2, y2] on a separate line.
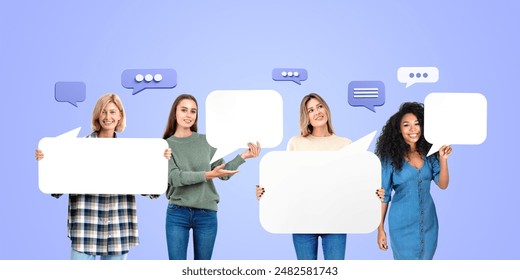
[272, 68, 308, 85]
[348, 81, 385, 112]
[55, 81, 86, 107]
[121, 68, 177, 95]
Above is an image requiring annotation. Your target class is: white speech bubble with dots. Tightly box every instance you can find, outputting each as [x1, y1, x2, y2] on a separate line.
[398, 66, 439, 88]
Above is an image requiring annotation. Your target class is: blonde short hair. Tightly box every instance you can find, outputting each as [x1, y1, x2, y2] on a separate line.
[91, 93, 126, 132]
[299, 93, 334, 137]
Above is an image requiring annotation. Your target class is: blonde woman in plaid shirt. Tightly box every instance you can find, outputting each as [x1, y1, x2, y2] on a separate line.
[36, 93, 171, 260]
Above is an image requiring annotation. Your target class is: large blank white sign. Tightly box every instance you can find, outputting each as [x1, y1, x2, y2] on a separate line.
[206, 89, 283, 163]
[38, 132, 169, 194]
[259, 150, 381, 234]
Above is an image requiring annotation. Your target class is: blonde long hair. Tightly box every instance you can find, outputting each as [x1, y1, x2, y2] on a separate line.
[299, 93, 334, 137]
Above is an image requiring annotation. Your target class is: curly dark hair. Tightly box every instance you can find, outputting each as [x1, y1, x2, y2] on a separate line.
[375, 102, 435, 171]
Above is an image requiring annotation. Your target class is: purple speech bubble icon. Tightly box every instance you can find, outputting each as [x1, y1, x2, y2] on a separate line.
[272, 68, 308, 85]
[55, 81, 86, 107]
[121, 69, 177, 95]
[348, 81, 385, 112]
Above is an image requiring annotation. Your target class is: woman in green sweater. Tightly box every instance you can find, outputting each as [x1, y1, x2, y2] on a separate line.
[162, 94, 260, 260]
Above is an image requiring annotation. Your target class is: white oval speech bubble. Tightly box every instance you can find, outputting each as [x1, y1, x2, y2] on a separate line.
[206, 90, 283, 163]
[38, 128, 169, 194]
[425, 92, 487, 156]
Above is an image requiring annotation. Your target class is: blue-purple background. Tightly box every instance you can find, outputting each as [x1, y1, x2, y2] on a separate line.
[1, 0, 518, 260]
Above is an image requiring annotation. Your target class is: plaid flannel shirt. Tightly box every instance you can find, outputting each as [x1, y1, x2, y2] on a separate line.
[53, 131, 139, 255]
[58, 194, 139, 255]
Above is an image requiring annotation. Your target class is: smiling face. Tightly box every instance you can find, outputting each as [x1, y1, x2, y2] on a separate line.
[175, 98, 197, 131]
[306, 98, 329, 129]
[400, 113, 421, 146]
[98, 101, 122, 133]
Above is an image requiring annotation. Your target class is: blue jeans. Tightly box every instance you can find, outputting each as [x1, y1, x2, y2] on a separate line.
[166, 203, 218, 260]
[292, 234, 346, 260]
[70, 249, 128, 260]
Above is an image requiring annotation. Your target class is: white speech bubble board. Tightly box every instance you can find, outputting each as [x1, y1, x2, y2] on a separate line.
[259, 150, 381, 234]
[38, 138, 169, 194]
[206, 90, 283, 163]
[425, 92, 487, 156]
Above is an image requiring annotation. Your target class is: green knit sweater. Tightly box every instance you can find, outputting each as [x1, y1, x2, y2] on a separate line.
[165, 132, 245, 211]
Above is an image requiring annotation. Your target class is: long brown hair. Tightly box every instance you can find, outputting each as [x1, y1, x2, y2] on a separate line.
[162, 94, 199, 139]
[299, 93, 335, 137]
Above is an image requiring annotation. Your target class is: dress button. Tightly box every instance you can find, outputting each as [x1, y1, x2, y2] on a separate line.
[419, 179, 423, 184]
[419, 189, 422, 192]
[421, 240, 424, 243]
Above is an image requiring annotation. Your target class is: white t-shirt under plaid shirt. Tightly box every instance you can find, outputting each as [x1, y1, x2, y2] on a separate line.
[53, 131, 139, 255]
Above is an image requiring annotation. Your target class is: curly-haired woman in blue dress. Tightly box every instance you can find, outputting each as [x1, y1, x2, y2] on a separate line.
[375, 102, 452, 260]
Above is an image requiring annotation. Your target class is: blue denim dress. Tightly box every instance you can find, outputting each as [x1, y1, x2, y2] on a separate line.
[382, 156, 441, 260]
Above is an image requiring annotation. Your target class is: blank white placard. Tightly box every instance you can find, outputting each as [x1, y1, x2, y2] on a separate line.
[259, 150, 381, 234]
[38, 137, 169, 194]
